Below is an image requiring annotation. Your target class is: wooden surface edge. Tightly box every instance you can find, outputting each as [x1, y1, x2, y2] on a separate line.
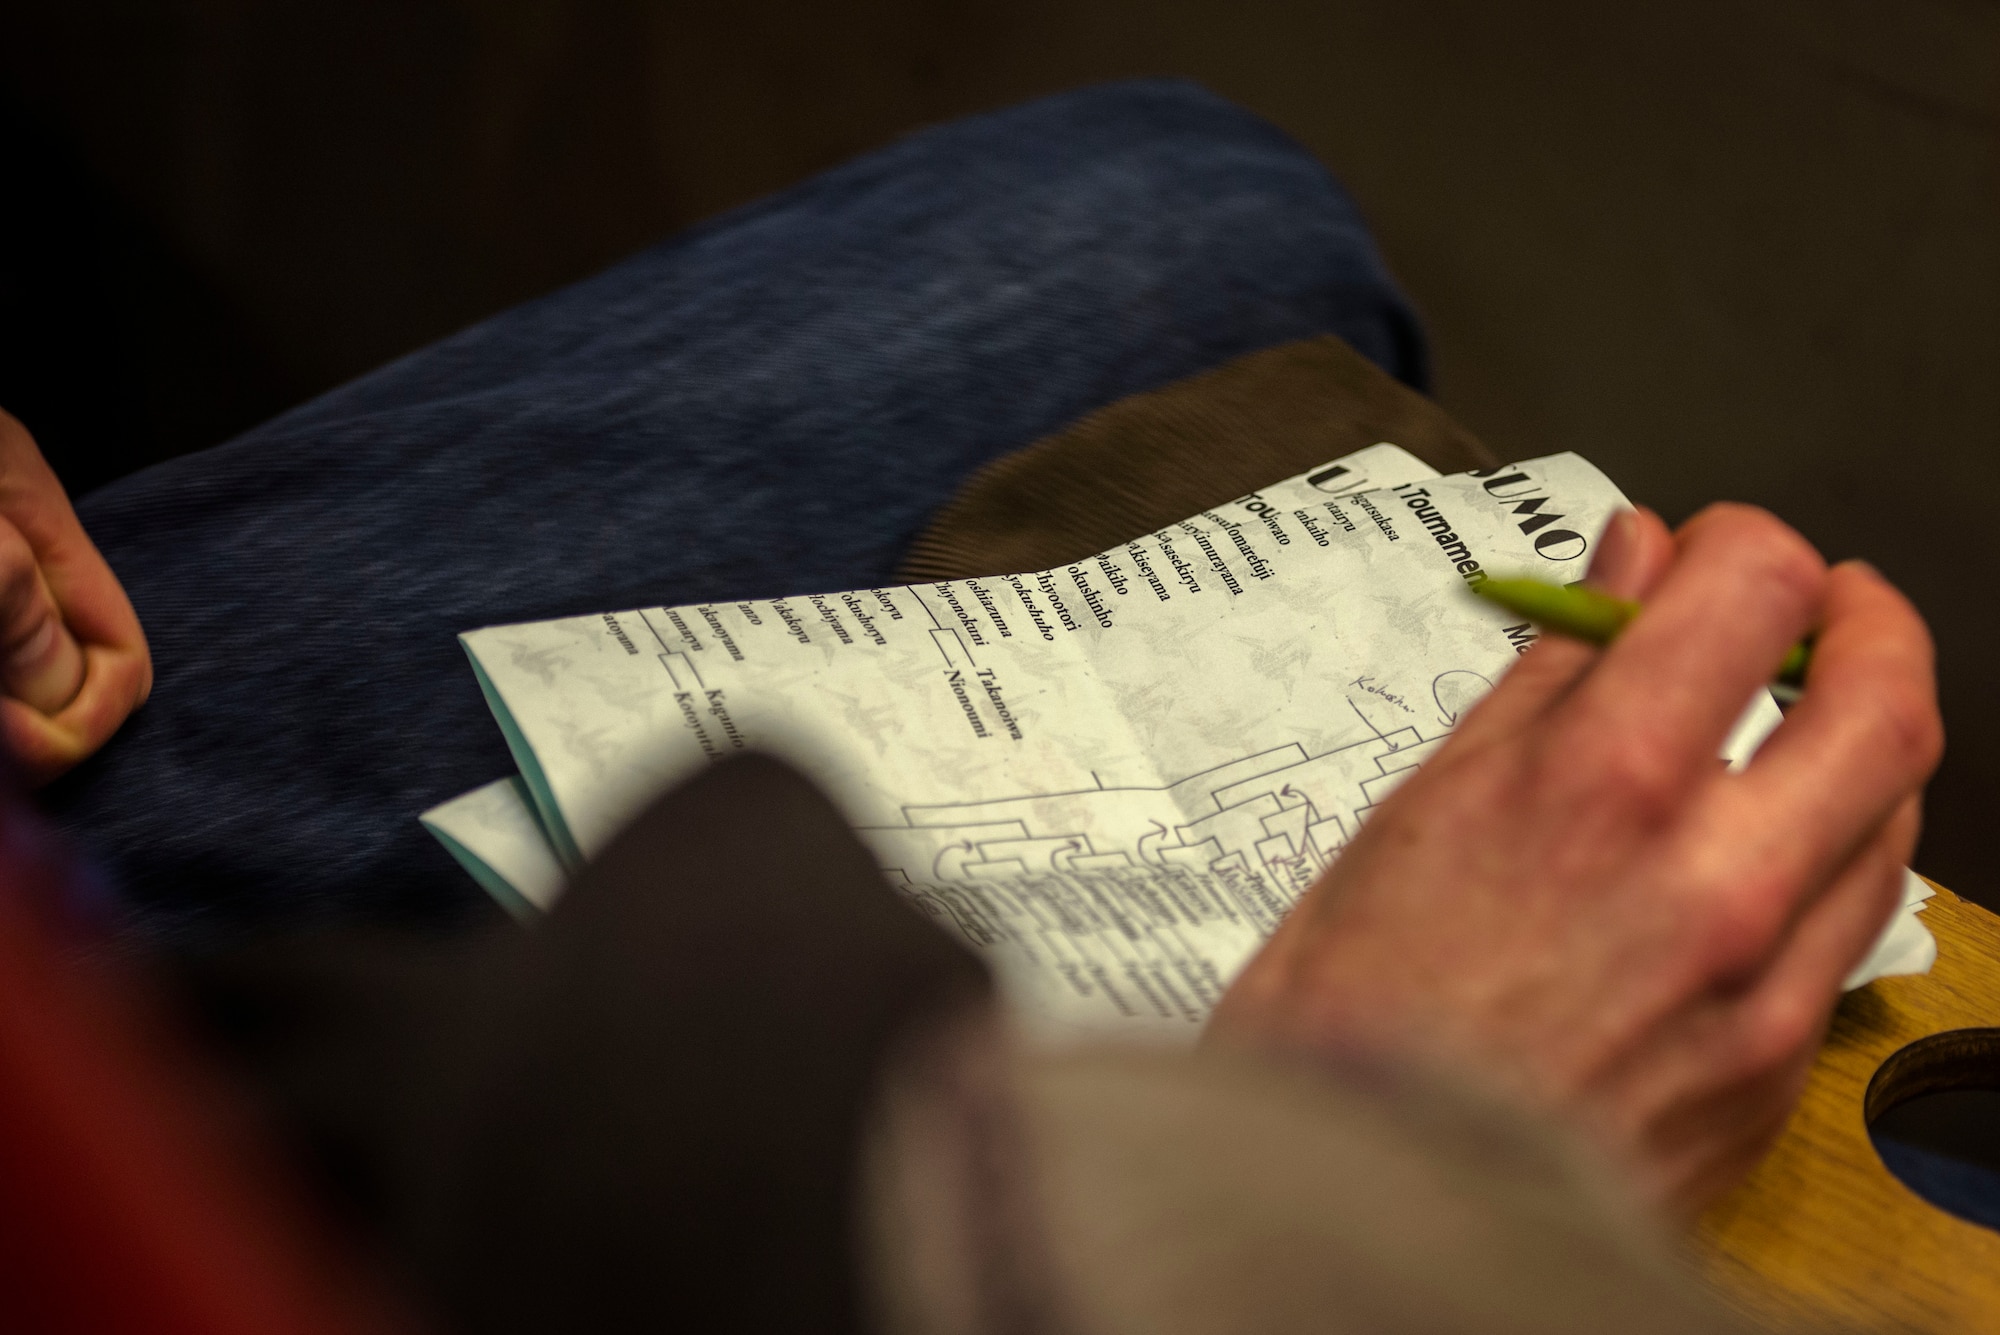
[1696, 885, 2000, 1332]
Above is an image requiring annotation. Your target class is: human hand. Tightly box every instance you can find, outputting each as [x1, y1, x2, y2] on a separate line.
[0, 409, 151, 783]
[1210, 503, 1941, 1215]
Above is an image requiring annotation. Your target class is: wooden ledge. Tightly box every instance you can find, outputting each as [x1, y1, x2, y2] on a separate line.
[1698, 885, 2000, 1332]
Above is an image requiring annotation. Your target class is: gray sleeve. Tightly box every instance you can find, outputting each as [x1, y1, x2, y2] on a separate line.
[864, 1032, 1779, 1335]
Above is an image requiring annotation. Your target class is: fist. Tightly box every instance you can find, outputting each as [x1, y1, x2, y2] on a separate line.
[0, 410, 151, 783]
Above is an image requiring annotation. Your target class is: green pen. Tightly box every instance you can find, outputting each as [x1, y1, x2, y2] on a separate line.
[1472, 576, 1812, 698]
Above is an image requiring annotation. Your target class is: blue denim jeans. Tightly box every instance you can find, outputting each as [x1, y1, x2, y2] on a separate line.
[45, 80, 1428, 938]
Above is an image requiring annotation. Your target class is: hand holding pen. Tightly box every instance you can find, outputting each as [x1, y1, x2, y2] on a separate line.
[1475, 569, 1813, 700]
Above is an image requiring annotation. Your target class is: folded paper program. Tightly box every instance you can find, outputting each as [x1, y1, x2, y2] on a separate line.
[422, 444, 1936, 1041]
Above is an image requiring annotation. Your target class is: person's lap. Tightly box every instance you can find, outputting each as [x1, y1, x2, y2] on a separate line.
[43, 79, 1429, 938]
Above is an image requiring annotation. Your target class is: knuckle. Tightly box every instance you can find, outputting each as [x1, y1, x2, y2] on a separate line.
[1868, 688, 1945, 780]
[1688, 916, 1766, 992]
[1567, 726, 1686, 825]
[1764, 543, 1827, 614]
[1746, 533, 1824, 610]
[1680, 876, 1786, 987]
[1690, 503, 1826, 606]
[0, 523, 33, 581]
[0, 528, 41, 618]
[1736, 989, 1824, 1076]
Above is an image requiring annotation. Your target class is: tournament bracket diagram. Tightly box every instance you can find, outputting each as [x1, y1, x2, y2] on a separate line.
[852, 443, 1496, 943]
[850, 451, 1502, 947]
[856, 666, 1492, 940]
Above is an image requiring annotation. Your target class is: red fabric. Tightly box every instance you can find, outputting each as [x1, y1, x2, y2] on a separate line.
[0, 816, 411, 1335]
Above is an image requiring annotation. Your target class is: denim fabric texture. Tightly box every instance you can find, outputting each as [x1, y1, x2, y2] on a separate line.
[1873, 1140, 2000, 1233]
[45, 80, 1429, 936]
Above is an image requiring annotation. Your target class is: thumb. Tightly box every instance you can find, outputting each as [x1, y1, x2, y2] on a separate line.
[0, 517, 85, 715]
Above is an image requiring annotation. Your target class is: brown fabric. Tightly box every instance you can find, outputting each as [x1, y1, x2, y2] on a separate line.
[897, 336, 1497, 583]
[864, 1037, 1766, 1335]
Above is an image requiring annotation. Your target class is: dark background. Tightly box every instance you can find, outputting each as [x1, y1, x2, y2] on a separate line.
[0, 2, 1994, 897]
